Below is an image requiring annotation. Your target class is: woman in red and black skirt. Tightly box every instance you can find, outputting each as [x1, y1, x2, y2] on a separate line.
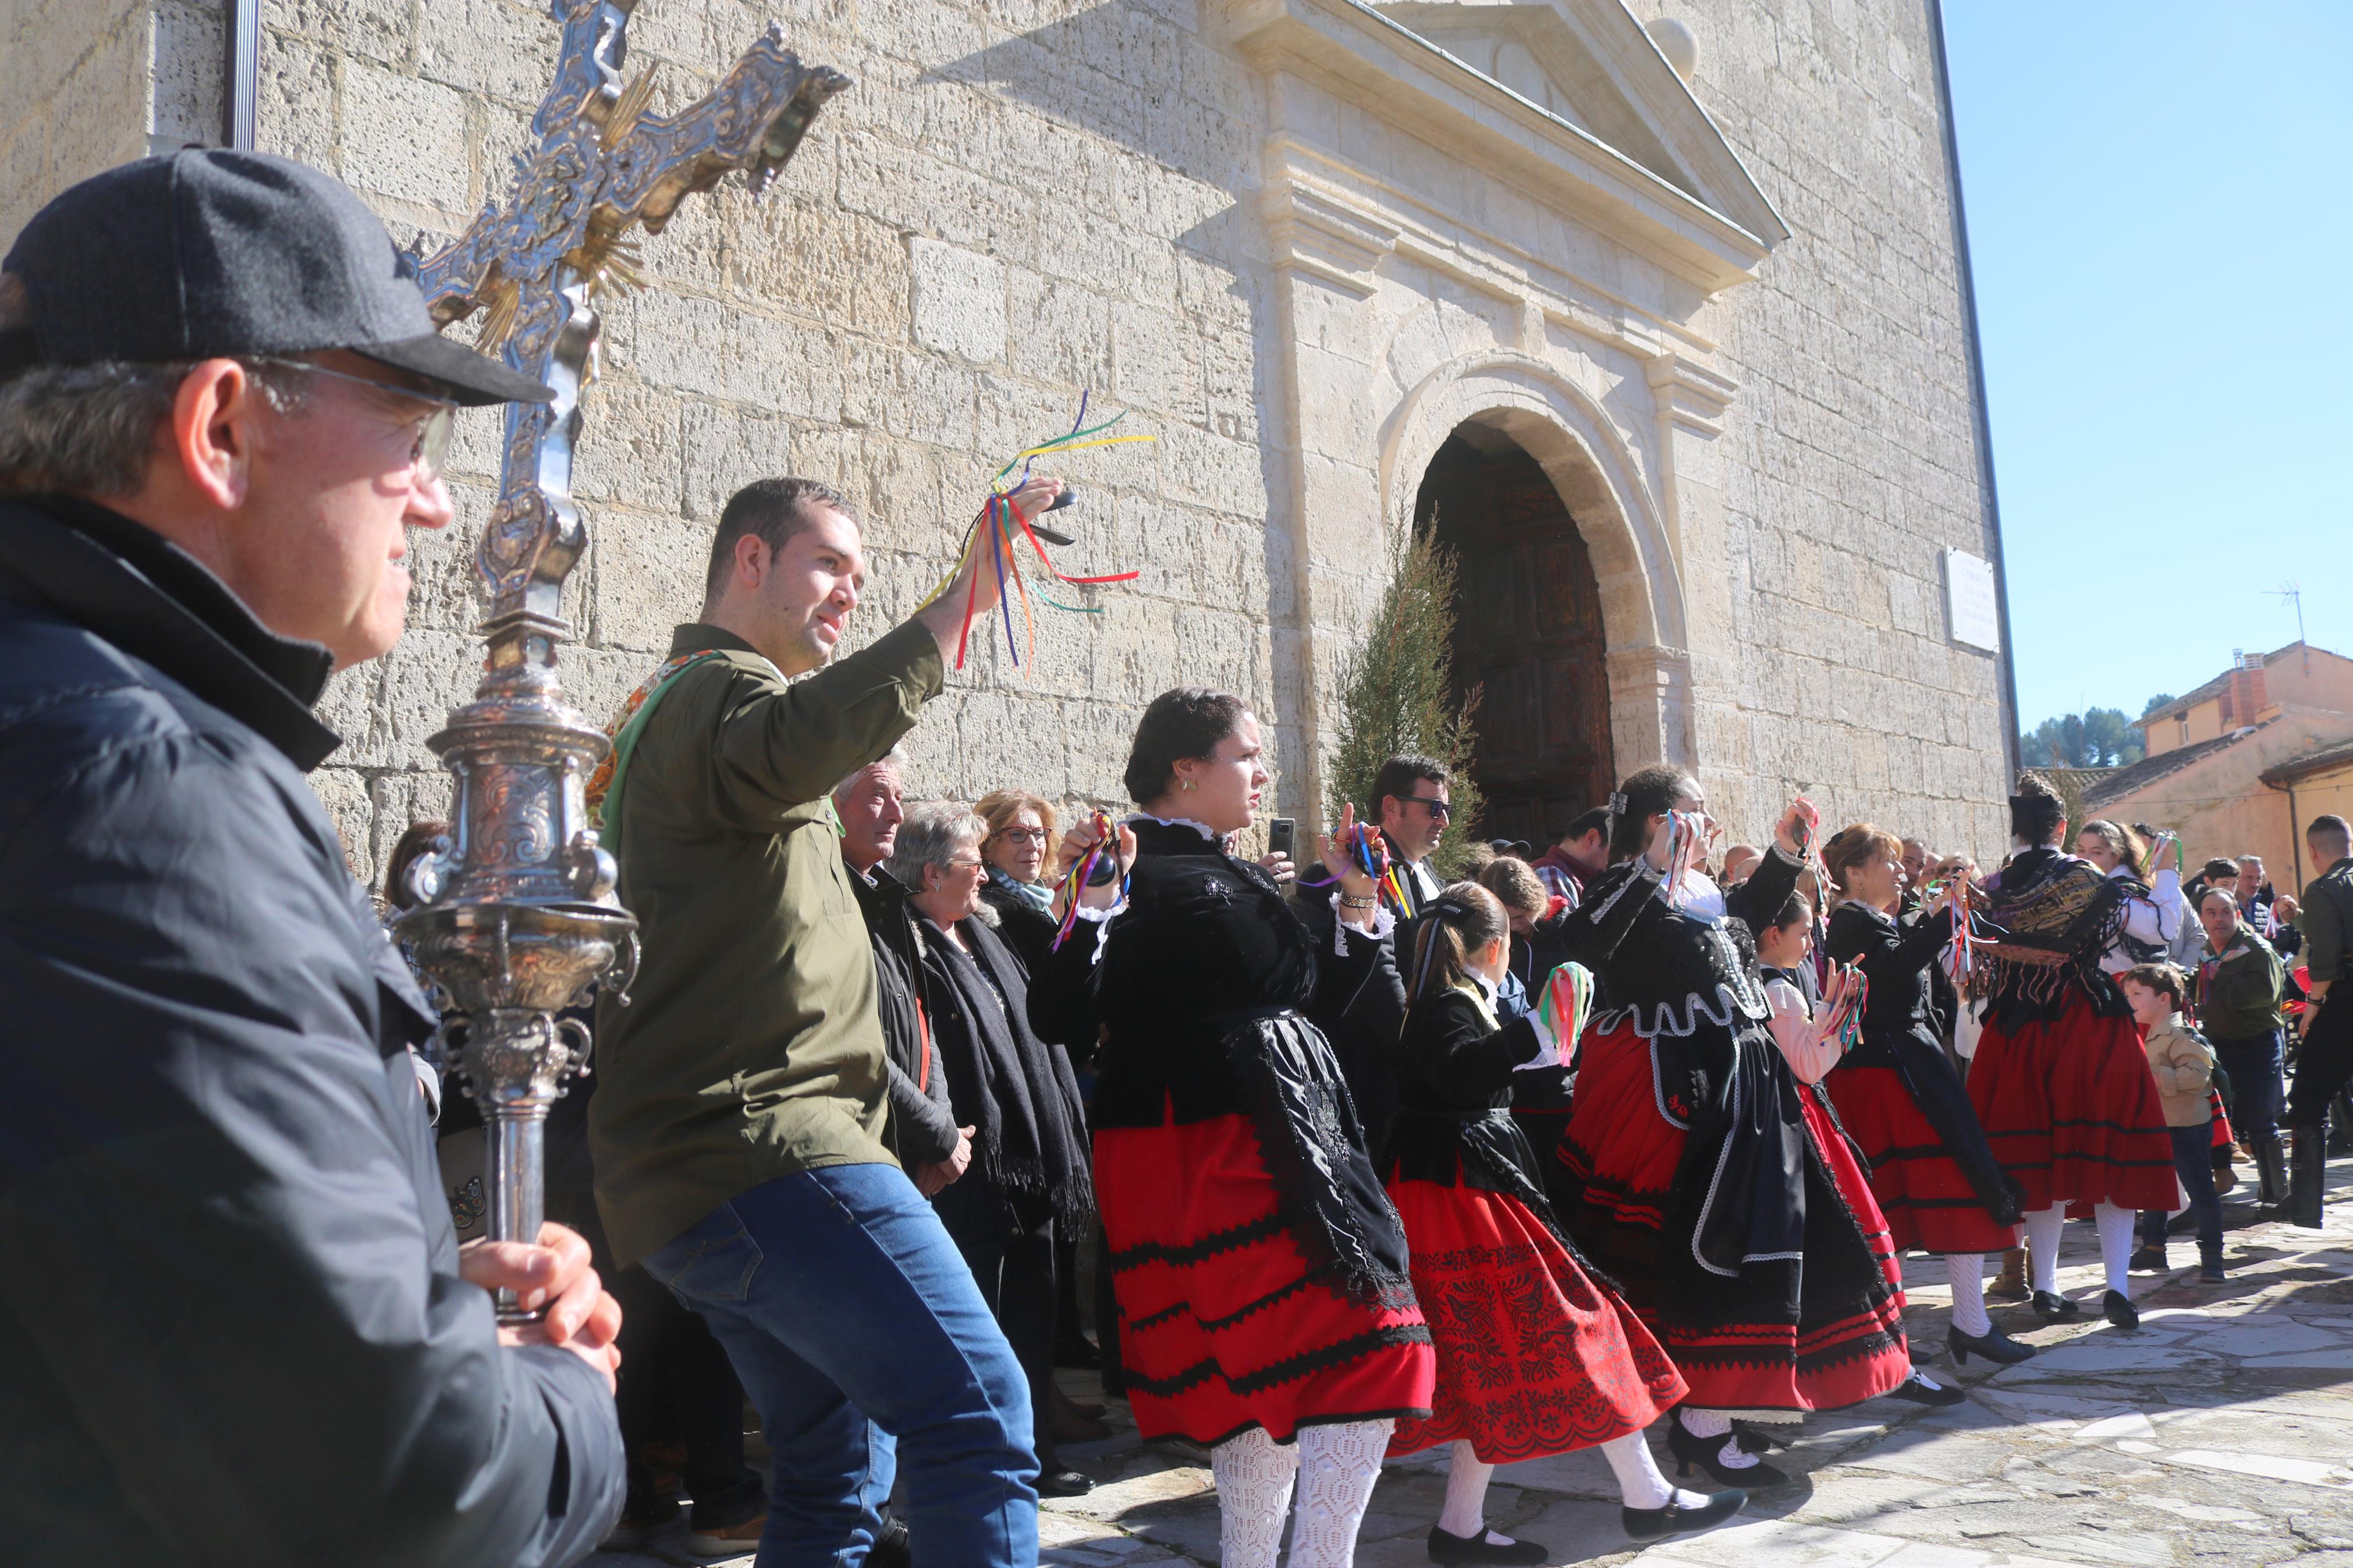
[1384, 882, 1743, 1562]
[1969, 777, 2179, 1330]
[1552, 768, 1910, 1491]
[1028, 689, 1434, 1568]
[1816, 826, 2035, 1369]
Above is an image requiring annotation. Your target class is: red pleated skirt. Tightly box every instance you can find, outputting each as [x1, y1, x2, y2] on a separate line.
[1385, 1179, 1684, 1463]
[1094, 1112, 1435, 1446]
[1559, 1021, 1911, 1413]
[1826, 1065, 2020, 1254]
[1966, 993, 2179, 1213]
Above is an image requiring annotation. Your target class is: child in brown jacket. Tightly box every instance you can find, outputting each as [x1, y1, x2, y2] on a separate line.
[2123, 964, 2224, 1280]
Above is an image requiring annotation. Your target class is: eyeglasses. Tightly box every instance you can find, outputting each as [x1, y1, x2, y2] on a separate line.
[943, 857, 986, 872]
[994, 826, 1050, 845]
[255, 358, 458, 483]
[1403, 795, 1452, 820]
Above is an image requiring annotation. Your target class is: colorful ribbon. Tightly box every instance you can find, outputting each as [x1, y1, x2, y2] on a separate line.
[922, 394, 1150, 670]
[1814, 959, 1870, 1055]
[1051, 809, 1122, 952]
[1535, 961, 1596, 1066]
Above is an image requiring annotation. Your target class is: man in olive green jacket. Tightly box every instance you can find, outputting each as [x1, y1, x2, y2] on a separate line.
[591, 474, 1059, 1567]
[2196, 887, 2290, 1208]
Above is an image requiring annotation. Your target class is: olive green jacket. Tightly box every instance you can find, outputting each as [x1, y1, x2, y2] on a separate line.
[590, 620, 943, 1265]
[2198, 925, 2285, 1043]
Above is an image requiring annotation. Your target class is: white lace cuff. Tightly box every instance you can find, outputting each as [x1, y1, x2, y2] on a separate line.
[1064, 896, 1125, 964]
[1329, 892, 1396, 955]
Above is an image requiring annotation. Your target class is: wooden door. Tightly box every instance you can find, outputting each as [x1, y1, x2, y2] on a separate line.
[1414, 435, 1612, 845]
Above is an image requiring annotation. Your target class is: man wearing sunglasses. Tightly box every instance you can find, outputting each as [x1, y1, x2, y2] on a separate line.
[1372, 753, 1454, 915]
[0, 152, 623, 1565]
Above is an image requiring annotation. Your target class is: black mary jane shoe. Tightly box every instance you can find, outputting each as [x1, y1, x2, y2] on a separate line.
[1426, 1524, 1548, 1564]
[1037, 1467, 1096, 1499]
[1731, 1421, 1789, 1454]
[1623, 1488, 1746, 1542]
[1947, 1324, 2036, 1366]
[2029, 1289, 2081, 1323]
[2101, 1289, 2139, 1330]
[1666, 1418, 1789, 1489]
[1886, 1368, 1967, 1406]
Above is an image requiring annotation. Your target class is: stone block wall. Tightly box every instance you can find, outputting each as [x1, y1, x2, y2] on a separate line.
[0, 0, 223, 246]
[1623, 0, 2010, 856]
[2, 0, 2015, 879]
[244, 0, 1285, 890]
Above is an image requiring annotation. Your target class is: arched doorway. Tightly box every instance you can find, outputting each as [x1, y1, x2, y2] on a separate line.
[1413, 424, 1614, 846]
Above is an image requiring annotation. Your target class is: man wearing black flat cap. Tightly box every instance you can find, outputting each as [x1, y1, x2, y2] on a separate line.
[0, 150, 625, 1566]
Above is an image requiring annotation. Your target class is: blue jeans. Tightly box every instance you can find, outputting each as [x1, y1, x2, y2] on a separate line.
[2214, 1031, 2285, 1144]
[644, 1164, 1038, 1567]
[2139, 1123, 2223, 1256]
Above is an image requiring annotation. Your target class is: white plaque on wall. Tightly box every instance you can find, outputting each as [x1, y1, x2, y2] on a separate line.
[1944, 548, 2000, 653]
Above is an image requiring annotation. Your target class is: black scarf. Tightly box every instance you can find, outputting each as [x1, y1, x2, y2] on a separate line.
[921, 916, 1094, 1229]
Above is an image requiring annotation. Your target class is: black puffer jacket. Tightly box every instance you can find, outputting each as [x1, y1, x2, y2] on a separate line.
[0, 496, 623, 1567]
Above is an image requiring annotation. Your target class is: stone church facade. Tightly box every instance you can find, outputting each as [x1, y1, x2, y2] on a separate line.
[3, 0, 2016, 881]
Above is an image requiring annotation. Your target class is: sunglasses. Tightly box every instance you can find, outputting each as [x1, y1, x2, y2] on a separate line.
[1403, 795, 1452, 819]
[257, 358, 458, 483]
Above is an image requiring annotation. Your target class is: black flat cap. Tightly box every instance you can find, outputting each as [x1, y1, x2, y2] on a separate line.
[0, 149, 549, 407]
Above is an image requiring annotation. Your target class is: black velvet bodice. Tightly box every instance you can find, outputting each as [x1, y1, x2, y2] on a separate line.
[1027, 817, 1383, 1128]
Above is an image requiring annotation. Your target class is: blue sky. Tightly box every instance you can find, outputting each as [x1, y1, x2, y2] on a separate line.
[1939, 3, 2353, 733]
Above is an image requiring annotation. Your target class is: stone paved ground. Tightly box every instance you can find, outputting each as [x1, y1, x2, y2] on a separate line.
[593, 1158, 2353, 1567]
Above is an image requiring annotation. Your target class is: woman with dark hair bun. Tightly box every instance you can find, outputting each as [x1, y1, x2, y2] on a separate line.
[1967, 776, 2176, 1332]
[1818, 824, 2034, 1374]
[1552, 770, 1909, 1489]
[1028, 688, 1434, 1568]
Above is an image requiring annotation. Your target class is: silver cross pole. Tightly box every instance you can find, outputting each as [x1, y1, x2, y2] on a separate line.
[395, 0, 848, 1322]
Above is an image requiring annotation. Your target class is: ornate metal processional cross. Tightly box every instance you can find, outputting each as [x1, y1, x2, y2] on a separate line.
[395, 0, 849, 1321]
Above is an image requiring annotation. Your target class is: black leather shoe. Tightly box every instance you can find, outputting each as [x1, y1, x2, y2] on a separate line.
[2102, 1289, 2139, 1329]
[1666, 1418, 1788, 1489]
[1038, 1467, 1096, 1498]
[2128, 1244, 2168, 1271]
[1886, 1368, 1966, 1405]
[1623, 1488, 1745, 1542]
[1427, 1524, 1547, 1563]
[2029, 1289, 2080, 1322]
[1947, 1324, 2036, 1366]
[1731, 1420, 1789, 1453]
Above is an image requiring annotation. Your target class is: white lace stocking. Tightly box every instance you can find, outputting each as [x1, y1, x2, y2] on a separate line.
[1291, 1418, 1393, 1567]
[1211, 1426, 1300, 1568]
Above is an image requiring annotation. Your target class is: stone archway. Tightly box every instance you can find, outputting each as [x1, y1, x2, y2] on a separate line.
[1415, 426, 1612, 844]
[1381, 353, 1694, 788]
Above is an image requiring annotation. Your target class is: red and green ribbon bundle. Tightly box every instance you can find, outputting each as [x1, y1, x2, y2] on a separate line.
[1534, 961, 1596, 1066]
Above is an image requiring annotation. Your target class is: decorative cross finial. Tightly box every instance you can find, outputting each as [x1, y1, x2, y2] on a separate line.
[393, 2, 847, 1323]
[411, 0, 850, 649]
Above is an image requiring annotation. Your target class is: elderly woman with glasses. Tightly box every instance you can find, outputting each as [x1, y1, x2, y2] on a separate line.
[888, 803, 1096, 1498]
[975, 789, 1062, 973]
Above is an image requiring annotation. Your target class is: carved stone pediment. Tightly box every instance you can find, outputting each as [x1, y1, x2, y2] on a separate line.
[1231, 0, 1786, 294]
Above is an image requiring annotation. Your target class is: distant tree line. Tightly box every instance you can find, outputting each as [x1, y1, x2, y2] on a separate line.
[2015, 692, 2178, 770]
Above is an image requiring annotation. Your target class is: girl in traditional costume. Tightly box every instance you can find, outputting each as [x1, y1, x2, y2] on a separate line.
[1383, 883, 1744, 1562]
[1967, 778, 2178, 1330]
[1815, 827, 2036, 1370]
[1553, 767, 1910, 1491]
[1028, 688, 1433, 1568]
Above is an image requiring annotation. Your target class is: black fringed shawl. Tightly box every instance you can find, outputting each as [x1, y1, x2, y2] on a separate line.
[921, 915, 1094, 1231]
[1978, 849, 2135, 1028]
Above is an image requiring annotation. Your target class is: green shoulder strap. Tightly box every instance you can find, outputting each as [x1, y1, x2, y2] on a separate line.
[595, 650, 730, 857]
